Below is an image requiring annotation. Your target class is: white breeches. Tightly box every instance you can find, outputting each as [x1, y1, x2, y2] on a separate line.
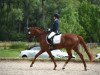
[48, 32, 56, 39]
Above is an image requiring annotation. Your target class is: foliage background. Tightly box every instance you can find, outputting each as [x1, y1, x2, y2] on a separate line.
[0, 0, 100, 42]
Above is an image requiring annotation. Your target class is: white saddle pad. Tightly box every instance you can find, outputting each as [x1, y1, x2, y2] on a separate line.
[53, 34, 62, 44]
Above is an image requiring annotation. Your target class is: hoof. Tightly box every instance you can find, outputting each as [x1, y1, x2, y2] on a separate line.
[53, 65, 57, 70]
[53, 68, 56, 70]
[62, 68, 65, 70]
[30, 65, 33, 67]
[84, 68, 87, 71]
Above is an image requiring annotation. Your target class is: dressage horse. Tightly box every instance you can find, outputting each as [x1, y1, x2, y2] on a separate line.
[27, 27, 93, 71]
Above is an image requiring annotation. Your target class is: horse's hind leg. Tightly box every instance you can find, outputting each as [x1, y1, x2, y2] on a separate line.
[62, 49, 72, 69]
[73, 46, 87, 71]
[47, 51, 57, 70]
[30, 50, 44, 67]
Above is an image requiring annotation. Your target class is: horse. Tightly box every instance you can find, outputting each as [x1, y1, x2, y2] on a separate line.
[27, 27, 93, 71]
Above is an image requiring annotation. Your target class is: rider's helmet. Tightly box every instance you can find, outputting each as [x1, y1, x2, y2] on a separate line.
[54, 13, 59, 19]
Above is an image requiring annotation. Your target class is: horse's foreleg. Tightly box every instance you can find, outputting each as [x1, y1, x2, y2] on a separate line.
[47, 51, 57, 70]
[62, 49, 72, 70]
[30, 50, 44, 67]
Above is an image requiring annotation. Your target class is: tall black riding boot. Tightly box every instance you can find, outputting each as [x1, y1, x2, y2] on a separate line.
[49, 39, 54, 50]
[49, 44, 54, 50]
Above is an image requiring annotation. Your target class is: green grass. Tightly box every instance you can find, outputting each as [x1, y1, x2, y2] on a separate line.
[62, 47, 100, 61]
[0, 42, 100, 61]
[0, 42, 35, 58]
[81, 47, 100, 59]
[0, 48, 100, 60]
[0, 49, 21, 58]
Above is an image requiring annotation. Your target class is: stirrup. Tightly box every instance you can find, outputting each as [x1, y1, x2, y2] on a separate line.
[49, 44, 53, 50]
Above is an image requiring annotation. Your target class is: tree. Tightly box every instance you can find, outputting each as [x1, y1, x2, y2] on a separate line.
[0, 0, 100, 42]
[59, 0, 86, 36]
[79, 0, 100, 42]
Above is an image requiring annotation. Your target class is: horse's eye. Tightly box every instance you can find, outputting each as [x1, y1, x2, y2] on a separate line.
[28, 31, 31, 34]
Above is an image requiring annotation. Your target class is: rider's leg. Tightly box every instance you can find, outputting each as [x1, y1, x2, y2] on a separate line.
[48, 32, 56, 39]
[48, 32, 56, 50]
[49, 37, 54, 50]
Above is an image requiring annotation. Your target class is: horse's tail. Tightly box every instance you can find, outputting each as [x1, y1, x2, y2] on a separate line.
[78, 36, 93, 62]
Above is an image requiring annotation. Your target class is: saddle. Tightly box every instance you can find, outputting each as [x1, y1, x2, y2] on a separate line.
[47, 34, 62, 45]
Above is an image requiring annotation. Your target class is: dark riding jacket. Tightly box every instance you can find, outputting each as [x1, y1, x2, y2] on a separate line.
[51, 19, 59, 33]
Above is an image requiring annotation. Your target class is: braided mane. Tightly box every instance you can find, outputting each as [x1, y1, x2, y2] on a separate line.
[34, 27, 46, 33]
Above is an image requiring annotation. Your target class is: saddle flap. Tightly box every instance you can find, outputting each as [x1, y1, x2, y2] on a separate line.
[53, 34, 62, 44]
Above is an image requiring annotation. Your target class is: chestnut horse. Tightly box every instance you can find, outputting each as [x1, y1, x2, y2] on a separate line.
[28, 27, 93, 71]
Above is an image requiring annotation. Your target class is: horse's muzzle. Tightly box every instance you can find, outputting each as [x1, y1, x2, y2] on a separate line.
[27, 37, 33, 42]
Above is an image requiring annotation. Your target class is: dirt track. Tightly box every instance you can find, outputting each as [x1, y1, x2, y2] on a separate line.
[0, 60, 100, 75]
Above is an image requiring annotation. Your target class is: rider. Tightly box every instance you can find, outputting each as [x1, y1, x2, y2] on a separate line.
[48, 13, 59, 49]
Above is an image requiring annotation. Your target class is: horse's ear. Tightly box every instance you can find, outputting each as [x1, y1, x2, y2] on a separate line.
[27, 27, 29, 30]
[27, 27, 32, 30]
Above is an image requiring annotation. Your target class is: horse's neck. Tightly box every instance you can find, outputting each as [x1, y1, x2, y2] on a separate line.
[37, 32, 47, 43]
[35, 28, 47, 42]
[36, 30, 46, 35]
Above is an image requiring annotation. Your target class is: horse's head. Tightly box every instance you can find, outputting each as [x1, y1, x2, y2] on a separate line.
[27, 27, 35, 42]
[27, 27, 46, 42]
